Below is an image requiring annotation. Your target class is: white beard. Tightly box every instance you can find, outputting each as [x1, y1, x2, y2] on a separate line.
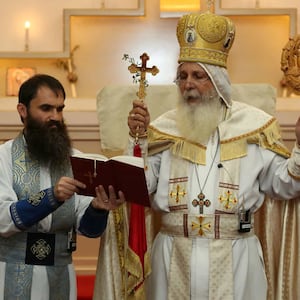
[176, 88, 224, 145]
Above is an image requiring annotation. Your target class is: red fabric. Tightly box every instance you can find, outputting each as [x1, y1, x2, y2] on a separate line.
[129, 143, 147, 280]
[133, 143, 142, 157]
[76, 275, 95, 300]
[128, 202, 147, 268]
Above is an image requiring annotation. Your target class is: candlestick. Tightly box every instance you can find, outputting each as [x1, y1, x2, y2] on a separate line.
[68, 58, 77, 98]
[24, 21, 30, 52]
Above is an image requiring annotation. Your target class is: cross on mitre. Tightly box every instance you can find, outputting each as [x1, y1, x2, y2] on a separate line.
[128, 53, 159, 100]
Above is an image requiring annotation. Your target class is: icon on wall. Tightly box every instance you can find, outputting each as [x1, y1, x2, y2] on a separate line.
[6, 67, 36, 96]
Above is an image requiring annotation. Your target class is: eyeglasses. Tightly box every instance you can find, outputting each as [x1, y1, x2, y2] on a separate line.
[174, 72, 210, 86]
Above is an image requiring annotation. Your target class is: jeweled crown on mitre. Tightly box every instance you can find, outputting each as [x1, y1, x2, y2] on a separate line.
[176, 11, 235, 68]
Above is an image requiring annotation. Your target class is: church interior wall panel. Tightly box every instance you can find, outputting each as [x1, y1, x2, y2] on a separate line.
[0, 0, 299, 99]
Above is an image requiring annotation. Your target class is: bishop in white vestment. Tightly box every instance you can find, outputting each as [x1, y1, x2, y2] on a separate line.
[126, 11, 300, 300]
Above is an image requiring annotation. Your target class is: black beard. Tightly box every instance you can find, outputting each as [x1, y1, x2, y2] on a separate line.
[24, 115, 72, 172]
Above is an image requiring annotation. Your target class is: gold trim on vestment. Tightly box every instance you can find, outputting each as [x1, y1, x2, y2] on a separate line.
[125, 248, 150, 299]
[148, 117, 290, 164]
[112, 207, 126, 295]
[148, 125, 206, 164]
[221, 117, 290, 161]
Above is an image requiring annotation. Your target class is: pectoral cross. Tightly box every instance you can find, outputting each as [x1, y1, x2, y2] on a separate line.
[128, 53, 159, 100]
[192, 192, 211, 214]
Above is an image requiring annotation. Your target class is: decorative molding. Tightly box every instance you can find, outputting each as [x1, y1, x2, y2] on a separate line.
[214, 0, 297, 37]
[62, 2, 145, 58]
[0, 1, 145, 58]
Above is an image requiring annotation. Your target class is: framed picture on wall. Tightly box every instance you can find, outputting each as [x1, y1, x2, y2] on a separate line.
[6, 67, 36, 96]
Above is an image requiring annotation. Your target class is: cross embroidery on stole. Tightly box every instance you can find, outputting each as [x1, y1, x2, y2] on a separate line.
[219, 190, 238, 210]
[170, 184, 187, 203]
[191, 216, 211, 236]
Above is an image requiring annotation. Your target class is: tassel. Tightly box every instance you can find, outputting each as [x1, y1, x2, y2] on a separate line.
[134, 143, 142, 157]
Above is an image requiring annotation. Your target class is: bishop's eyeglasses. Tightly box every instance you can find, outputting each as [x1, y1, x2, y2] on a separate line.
[174, 71, 210, 86]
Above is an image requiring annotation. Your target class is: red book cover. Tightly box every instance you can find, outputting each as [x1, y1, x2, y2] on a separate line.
[70, 154, 150, 207]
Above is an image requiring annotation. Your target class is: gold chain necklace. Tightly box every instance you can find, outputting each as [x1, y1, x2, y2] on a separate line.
[192, 136, 219, 214]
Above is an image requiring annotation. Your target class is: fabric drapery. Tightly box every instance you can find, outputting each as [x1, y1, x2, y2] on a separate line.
[255, 197, 300, 300]
[125, 142, 150, 299]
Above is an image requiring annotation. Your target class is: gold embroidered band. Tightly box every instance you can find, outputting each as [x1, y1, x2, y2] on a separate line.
[160, 212, 254, 239]
[165, 212, 254, 299]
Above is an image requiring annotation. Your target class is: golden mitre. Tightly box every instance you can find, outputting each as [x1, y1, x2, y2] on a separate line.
[177, 11, 235, 68]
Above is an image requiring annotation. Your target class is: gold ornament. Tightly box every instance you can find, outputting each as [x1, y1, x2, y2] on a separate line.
[281, 35, 300, 95]
[176, 11, 235, 68]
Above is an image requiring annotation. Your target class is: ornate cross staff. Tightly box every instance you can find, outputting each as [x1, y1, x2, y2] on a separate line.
[128, 53, 159, 145]
[128, 52, 159, 100]
[126, 53, 159, 298]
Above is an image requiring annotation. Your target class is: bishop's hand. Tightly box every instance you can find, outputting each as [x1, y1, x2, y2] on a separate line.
[128, 99, 150, 137]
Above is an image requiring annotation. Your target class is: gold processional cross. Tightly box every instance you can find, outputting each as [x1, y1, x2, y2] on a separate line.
[128, 53, 159, 100]
[192, 193, 211, 214]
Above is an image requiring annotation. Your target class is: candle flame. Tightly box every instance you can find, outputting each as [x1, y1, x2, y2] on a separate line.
[25, 21, 31, 29]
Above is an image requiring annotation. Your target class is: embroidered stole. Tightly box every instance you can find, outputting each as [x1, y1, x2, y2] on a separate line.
[3, 133, 75, 300]
[167, 153, 242, 300]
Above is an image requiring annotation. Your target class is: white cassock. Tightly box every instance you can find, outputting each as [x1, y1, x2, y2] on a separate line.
[137, 103, 300, 300]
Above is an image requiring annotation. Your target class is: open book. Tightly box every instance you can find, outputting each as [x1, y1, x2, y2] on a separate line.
[70, 153, 150, 207]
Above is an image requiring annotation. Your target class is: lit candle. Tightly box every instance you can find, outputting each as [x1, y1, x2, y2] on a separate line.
[24, 21, 30, 52]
